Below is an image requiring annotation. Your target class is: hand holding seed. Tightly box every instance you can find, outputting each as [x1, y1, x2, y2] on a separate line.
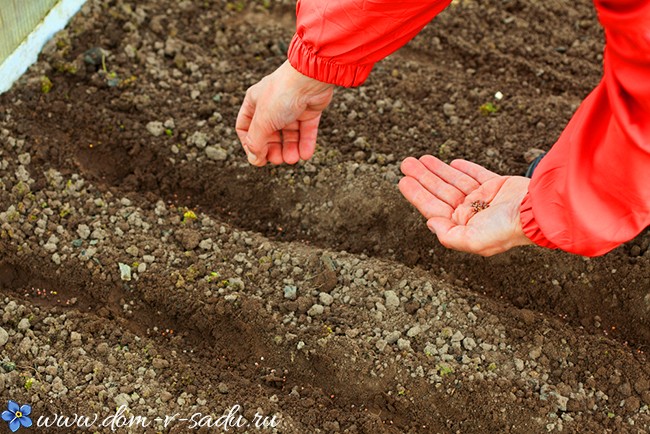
[236, 61, 334, 166]
[399, 155, 533, 256]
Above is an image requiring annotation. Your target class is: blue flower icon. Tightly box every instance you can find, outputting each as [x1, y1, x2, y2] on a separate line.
[2, 401, 32, 432]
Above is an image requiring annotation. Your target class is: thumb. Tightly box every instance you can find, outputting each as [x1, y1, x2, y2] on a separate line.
[427, 217, 464, 251]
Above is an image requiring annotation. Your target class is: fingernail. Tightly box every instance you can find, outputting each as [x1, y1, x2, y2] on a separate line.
[247, 153, 259, 165]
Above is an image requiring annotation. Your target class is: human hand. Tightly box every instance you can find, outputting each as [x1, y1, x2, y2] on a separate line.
[236, 61, 334, 166]
[399, 155, 533, 256]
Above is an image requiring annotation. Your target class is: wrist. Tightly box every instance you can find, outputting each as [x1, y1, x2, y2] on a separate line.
[281, 60, 334, 96]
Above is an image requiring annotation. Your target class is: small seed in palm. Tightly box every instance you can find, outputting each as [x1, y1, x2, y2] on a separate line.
[471, 200, 490, 214]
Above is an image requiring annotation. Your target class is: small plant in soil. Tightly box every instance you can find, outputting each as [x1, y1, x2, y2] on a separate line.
[438, 364, 455, 377]
[40, 76, 53, 93]
[479, 102, 498, 115]
[182, 209, 197, 223]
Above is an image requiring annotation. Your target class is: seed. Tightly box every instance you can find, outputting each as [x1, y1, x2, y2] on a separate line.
[471, 200, 490, 213]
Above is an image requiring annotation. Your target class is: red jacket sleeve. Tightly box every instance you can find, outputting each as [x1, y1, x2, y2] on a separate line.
[520, 0, 650, 256]
[287, 0, 451, 87]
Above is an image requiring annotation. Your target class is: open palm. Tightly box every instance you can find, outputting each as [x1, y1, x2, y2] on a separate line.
[399, 155, 533, 256]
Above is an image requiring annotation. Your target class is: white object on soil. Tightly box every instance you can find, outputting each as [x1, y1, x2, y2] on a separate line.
[0, 0, 87, 94]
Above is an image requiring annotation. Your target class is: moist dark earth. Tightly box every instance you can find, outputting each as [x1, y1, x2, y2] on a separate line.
[0, 0, 649, 433]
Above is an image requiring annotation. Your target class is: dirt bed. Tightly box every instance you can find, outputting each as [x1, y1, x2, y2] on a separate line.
[0, 0, 649, 433]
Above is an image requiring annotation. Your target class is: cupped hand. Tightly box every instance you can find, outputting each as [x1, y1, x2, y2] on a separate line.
[399, 155, 533, 256]
[236, 61, 334, 166]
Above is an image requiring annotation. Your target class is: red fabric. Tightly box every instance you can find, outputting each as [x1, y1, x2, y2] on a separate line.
[288, 0, 451, 87]
[288, 0, 650, 256]
[521, 0, 650, 256]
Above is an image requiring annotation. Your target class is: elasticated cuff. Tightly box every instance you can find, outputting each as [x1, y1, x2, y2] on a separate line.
[287, 34, 374, 88]
[519, 193, 559, 250]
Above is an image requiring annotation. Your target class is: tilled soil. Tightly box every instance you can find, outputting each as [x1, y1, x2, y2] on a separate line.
[0, 0, 649, 433]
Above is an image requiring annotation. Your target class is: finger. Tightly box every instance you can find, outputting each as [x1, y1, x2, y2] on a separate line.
[419, 155, 480, 195]
[281, 124, 301, 165]
[245, 101, 281, 166]
[237, 90, 270, 166]
[267, 142, 284, 165]
[400, 157, 465, 208]
[298, 115, 321, 161]
[235, 95, 254, 143]
[449, 159, 499, 184]
[427, 217, 471, 252]
[236, 98, 257, 160]
[398, 176, 454, 219]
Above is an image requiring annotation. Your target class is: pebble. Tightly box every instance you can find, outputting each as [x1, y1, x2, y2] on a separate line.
[77, 224, 90, 240]
[424, 343, 437, 356]
[283, 285, 297, 300]
[443, 103, 456, 117]
[0, 327, 8, 346]
[126, 245, 139, 256]
[43, 242, 58, 253]
[143, 255, 155, 263]
[625, 396, 641, 412]
[514, 358, 525, 372]
[397, 338, 411, 351]
[523, 148, 547, 164]
[199, 239, 213, 250]
[218, 382, 229, 394]
[386, 331, 401, 344]
[17, 318, 30, 331]
[319, 292, 334, 306]
[118, 263, 132, 281]
[205, 146, 228, 161]
[176, 229, 201, 250]
[188, 131, 209, 148]
[114, 393, 131, 408]
[307, 304, 324, 317]
[152, 358, 167, 369]
[451, 331, 464, 342]
[529, 347, 542, 360]
[146, 121, 165, 137]
[407, 325, 422, 337]
[18, 153, 31, 166]
[462, 337, 477, 351]
[70, 332, 82, 346]
[384, 290, 400, 309]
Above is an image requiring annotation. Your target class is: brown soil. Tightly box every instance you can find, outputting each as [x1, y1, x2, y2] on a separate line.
[0, 0, 649, 433]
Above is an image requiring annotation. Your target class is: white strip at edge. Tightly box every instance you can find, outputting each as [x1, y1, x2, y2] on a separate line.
[0, 0, 87, 95]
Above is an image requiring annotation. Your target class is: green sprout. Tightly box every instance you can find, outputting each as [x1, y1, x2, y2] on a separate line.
[206, 271, 220, 282]
[226, 1, 246, 12]
[437, 364, 454, 377]
[41, 76, 53, 93]
[182, 209, 197, 223]
[479, 102, 498, 115]
[24, 377, 35, 390]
